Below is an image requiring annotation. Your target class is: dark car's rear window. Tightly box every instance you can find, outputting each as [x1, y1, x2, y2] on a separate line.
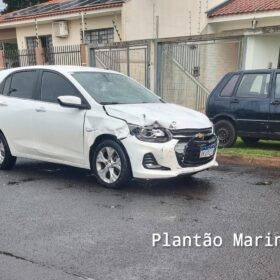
[276, 74, 280, 98]
[220, 75, 239, 97]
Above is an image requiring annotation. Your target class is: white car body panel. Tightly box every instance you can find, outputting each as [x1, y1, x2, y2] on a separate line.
[0, 66, 218, 179]
[122, 136, 218, 179]
[105, 103, 212, 129]
[0, 95, 37, 155]
[32, 101, 86, 165]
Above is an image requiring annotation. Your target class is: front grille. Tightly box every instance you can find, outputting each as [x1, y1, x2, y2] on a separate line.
[171, 127, 213, 140]
[175, 134, 218, 167]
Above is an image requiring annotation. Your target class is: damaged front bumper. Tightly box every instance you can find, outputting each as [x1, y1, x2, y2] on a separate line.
[121, 135, 218, 180]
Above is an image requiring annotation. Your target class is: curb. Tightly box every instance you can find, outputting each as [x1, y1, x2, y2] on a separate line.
[217, 154, 280, 168]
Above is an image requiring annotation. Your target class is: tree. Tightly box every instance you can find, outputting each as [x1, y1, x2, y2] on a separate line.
[3, 0, 48, 13]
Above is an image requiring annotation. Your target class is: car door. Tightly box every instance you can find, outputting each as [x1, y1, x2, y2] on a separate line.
[0, 70, 39, 155]
[32, 70, 88, 166]
[230, 71, 272, 136]
[269, 71, 280, 137]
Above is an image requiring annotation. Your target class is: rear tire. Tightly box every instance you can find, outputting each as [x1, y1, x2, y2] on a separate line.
[0, 133, 17, 170]
[92, 140, 131, 189]
[241, 137, 259, 146]
[214, 120, 237, 148]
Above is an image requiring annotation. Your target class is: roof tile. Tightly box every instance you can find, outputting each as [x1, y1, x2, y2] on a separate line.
[208, 0, 280, 17]
[0, 0, 123, 23]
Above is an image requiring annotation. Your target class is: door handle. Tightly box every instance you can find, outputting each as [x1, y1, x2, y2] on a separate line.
[0, 101, 8, 107]
[35, 107, 46, 112]
[270, 100, 280, 105]
[230, 98, 239, 104]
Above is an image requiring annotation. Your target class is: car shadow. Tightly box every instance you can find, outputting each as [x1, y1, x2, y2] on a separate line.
[7, 159, 214, 199]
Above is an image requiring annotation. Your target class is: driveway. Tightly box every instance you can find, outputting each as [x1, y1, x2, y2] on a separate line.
[0, 160, 279, 280]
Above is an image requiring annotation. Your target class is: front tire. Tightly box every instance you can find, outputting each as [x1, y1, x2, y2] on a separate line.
[0, 133, 17, 170]
[214, 120, 237, 148]
[92, 140, 131, 189]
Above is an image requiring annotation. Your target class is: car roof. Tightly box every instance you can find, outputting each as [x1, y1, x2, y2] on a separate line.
[230, 69, 277, 75]
[0, 65, 119, 75]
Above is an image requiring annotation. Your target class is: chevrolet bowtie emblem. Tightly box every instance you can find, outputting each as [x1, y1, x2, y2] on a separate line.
[195, 133, 205, 140]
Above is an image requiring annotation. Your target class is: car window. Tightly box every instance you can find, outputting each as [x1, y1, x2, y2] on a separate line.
[236, 73, 270, 98]
[72, 72, 161, 105]
[2, 76, 12, 96]
[220, 75, 239, 97]
[276, 74, 280, 99]
[8, 71, 36, 99]
[41, 71, 80, 103]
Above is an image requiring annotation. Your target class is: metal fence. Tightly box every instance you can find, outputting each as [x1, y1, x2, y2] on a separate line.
[89, 43, 149, 87]
[44, 45, 81, 65]
[3, 49, 36, 68]
[0, 39, 241, 113]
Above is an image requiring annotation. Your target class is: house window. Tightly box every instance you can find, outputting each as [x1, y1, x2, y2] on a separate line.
[26, 36, 53, 64]
[26, 35, 53, 49]
[84, 28, 114, 45]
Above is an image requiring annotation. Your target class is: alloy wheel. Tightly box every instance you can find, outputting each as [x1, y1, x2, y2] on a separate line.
[96, 147, 122, 184]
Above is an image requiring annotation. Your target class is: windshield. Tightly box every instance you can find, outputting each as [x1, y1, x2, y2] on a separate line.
[72, 72, 161, 105]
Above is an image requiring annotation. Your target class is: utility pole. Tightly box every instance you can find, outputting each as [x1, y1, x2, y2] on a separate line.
[35, 18, 40, 47]
[80, 12, 86, 43]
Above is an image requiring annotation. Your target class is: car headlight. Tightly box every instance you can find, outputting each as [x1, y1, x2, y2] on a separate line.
[128, 123, 172, 143]
[210, 121, 215, 134]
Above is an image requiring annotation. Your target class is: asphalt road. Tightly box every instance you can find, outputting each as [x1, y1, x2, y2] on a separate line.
[0, 159, 279, 280]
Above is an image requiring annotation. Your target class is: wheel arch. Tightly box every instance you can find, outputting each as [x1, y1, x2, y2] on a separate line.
[0, 129, 10, 146]
[0, 129, 15, 155]
[89, 134, 132, 175]
[213, 115, 237, 130]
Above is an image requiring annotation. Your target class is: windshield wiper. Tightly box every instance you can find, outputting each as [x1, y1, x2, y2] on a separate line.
[100, 102, 123, 105]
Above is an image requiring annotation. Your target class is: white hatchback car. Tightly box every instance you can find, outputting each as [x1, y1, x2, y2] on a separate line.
[0, 66, 218, 188]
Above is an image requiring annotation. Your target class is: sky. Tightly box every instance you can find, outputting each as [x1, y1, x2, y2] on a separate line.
[0, 0, 6, 11]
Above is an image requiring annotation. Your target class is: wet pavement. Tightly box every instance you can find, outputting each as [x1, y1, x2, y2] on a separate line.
[0, 159, 279, 280]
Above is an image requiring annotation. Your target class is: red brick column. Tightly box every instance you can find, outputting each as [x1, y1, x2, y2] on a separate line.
[0, 50, 5, 70]
[35, 47, 45, 65]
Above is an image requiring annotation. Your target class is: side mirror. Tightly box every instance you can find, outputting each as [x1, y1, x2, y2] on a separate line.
[57, 96, 90, 109]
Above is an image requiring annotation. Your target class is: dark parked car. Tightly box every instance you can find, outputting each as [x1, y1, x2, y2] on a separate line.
[206, 69, 280, 147]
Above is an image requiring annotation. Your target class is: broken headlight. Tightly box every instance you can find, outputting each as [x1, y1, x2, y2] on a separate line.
[129, 124, 172, 143]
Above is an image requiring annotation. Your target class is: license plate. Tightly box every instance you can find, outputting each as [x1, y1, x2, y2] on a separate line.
[200, 145, 216, 158]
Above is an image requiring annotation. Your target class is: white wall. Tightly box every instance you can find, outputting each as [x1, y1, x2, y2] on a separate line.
[245, 35, 280, 69]
[16, 14, 122, 49]
[122, 0, 225, 41]
[207, 13, 280, 34]
[14, 0, 228, 47]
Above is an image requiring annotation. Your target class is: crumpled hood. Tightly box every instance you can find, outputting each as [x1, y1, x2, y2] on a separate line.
[105, 103, 212, 129]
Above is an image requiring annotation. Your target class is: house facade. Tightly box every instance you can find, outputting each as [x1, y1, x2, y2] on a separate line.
[0, 0, 224, 49]
[0, 0, 278, 71]
[207, 0, 280, 70]
[0, 0, 279, 111]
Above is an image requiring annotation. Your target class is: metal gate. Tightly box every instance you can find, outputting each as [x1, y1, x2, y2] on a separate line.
[157, 40, 241, 112]
[89, 43, 149, 87]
